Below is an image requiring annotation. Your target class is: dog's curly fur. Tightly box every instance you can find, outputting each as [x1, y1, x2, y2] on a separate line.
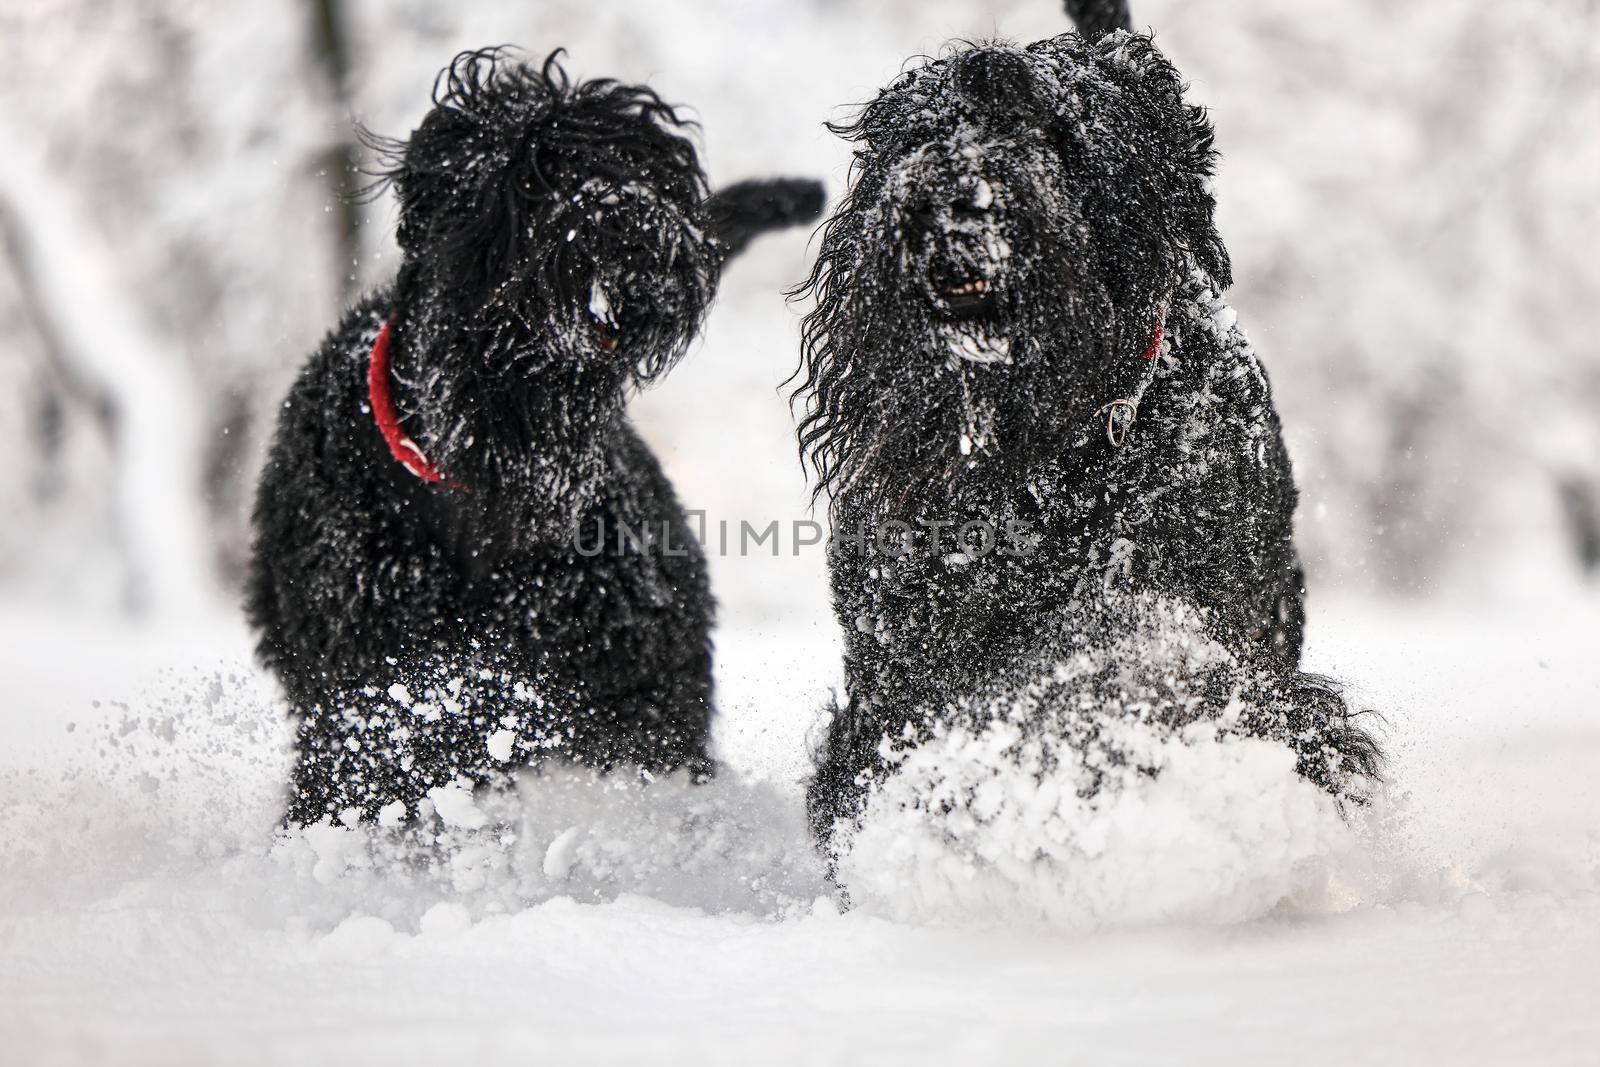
[791, 17, 1380, 852]
[248, 49, 822, 826]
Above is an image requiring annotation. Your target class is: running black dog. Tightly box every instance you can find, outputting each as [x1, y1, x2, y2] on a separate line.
[793, 3, 1379, 855]
[248, 49, 822, 826]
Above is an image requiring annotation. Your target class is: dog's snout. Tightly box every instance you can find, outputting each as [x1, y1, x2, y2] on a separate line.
[952, 177, 994, 217]
[915, 171, 1004, 317]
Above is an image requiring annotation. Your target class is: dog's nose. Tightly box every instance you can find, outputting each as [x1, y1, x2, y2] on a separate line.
[953, 48, 1036, 116]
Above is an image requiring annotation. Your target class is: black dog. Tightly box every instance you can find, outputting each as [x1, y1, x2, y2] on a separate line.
[793, 4, 1379, 855]
[248, 49, 822, 827]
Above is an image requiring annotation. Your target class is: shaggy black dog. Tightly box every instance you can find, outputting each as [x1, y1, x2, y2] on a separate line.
[792, 3, 1380, 855]
[248, 49, 822, 827]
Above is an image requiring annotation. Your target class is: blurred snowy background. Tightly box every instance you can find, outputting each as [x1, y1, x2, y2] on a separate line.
[2, 0, 1597, 624]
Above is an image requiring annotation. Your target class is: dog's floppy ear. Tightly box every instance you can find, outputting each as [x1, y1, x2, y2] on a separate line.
[363, 48, 534, 265]
[1089, 33, 1232, 289]
[1064, 0, 1132, 39]
[1142, 47, 1232, 289]
[1171, 107, 1232, 290]
[705, 178, 827, 260]
[383, 106, 488, 259]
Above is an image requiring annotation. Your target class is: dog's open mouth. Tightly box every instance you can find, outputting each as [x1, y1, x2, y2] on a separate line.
[934, 277, 1008, 364]
[942, 278, 990, 310]
[934, 274, 997, 318]
[591, 317, 621, 352]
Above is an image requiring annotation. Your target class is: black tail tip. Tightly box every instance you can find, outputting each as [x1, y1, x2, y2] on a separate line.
[1064, 0, 1133, 38]
[706, 177, 827, 260]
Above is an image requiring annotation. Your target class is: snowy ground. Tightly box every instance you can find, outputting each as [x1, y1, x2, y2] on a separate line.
[2, 594, 1598, 1066]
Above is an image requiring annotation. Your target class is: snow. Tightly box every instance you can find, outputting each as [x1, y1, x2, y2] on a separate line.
[426, 783, 491, 830]
[840, 722, 1352, 928]
[588, 281, 616, 326]
[485, 727, 516, 762]
[0, 118, 213, 618]
[943, 323, 1013, 366]
[3, 593, 1599, 1064]
[2, 2, 1597, 1061]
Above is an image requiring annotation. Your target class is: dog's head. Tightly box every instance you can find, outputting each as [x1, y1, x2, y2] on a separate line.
[364, 49, 722, 502]
[794, 33, 1229, 511]
[373, 48, 719, 386]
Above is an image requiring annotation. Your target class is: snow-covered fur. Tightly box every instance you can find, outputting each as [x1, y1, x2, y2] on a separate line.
[248, 49, 822, 826]
[792, 26, 1380, 857]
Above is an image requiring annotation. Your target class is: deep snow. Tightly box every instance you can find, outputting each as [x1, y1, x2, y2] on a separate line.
[2, 593, 1598, 1065]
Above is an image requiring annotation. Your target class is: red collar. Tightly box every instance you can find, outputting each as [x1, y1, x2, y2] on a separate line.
[1140, 298, 1169, 361]
[367, 317, 467, 491]
[1094, 297, 1172, 448]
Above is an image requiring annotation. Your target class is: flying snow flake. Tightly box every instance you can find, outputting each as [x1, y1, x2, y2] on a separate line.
[426, 783, 489, 830]
[486, 728, 516, 763]
[542, 826, 582, 880]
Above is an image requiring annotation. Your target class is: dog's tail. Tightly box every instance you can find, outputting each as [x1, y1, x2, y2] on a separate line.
[706, 178, 826, 261]
[1064, 0, 1132, 38]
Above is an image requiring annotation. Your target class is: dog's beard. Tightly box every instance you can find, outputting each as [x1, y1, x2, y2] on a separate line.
[815, 308, 1123, 517]
[799, 188, 1151, 518]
